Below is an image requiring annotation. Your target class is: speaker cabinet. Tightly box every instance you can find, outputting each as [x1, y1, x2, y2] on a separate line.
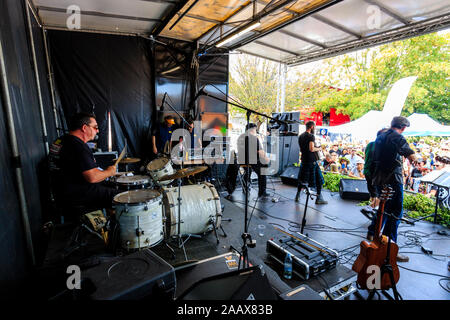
[280, 166, 299, 186]
[339, 178, 370, 201]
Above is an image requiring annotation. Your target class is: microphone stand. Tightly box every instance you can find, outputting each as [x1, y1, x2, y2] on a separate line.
[161, 97, 199, 261]
[196, 88, 296, 269]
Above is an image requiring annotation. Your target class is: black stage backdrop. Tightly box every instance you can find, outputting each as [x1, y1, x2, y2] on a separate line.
[49, 32, 229, 160]
[48, 31, 154, 160]
[0, 0, 56, 295]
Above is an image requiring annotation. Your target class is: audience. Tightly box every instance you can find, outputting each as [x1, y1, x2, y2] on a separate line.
[315, 136, 449, 200]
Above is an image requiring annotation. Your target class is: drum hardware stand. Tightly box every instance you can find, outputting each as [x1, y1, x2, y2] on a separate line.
[62, 222, 102, 260]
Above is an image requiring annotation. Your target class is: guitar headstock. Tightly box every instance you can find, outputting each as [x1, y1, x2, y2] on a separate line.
[379, 186, 395, 201]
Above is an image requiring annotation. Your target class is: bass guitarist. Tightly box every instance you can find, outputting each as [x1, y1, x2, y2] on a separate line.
[367, 116, 417, 262]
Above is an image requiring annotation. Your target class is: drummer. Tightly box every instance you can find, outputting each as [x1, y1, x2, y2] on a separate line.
[152, 115, 176, 156]
[56, 112, 120, 211]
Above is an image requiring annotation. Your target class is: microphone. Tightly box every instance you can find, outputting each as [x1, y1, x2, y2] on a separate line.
[160, 92, 167, 110]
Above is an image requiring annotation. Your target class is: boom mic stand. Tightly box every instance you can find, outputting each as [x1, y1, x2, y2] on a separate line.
[194, 87, 298, 269]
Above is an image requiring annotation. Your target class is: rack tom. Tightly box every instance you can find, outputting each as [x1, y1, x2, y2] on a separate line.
[146, 157, 174, 185]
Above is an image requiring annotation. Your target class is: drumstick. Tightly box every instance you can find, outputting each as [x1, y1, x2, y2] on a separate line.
[114, 142, 127, 167]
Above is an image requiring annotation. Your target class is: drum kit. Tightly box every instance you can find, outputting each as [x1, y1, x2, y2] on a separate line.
[109, 155, 223, 259]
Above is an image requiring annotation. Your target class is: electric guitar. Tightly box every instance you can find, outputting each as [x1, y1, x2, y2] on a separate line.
[352, 186, 400, 290]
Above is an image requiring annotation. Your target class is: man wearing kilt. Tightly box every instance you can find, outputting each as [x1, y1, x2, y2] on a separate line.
[295, 120, 328, 204]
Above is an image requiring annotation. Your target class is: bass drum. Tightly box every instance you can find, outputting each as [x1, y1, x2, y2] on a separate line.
[113, 189, 164, 249]
[146, 157, 174, 185]
[162, 182, 222, 237]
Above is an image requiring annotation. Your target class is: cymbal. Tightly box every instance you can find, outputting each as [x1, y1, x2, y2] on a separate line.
[120, 157, 141, 164]
[158, 166, 208, 181]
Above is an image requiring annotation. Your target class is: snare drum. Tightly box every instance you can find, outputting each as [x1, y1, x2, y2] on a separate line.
[146, 157, 174, 185]
[114, 175, 151, 190]
[162, 182, 222, 237]
[113, 189, 164, 249]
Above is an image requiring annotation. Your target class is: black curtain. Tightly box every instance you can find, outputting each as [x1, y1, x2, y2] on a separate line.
[48, 31, 154, 160]
[0, 0, 55, 296]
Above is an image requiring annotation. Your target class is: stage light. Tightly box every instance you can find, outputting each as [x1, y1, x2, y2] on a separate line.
[216, 21, 261, 48]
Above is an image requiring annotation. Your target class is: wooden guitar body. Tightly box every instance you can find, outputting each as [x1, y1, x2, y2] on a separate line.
[352, 236, 399, 290]
[352, 186, 400, 291]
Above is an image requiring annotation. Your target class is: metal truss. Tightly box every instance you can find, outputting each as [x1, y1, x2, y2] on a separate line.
[285, 13, 450, 66]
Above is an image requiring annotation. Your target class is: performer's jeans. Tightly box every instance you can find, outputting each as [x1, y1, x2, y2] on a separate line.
[367, 183, 403, 243]
[243, 165, 267, 196]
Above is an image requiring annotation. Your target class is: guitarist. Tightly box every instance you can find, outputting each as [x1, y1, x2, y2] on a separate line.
[367, 116, 417, 262]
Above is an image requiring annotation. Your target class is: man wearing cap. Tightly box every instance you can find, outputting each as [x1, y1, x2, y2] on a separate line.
[295, 120, 328, 204]
[349, 158, 365, 179]
[367, 116, 417, 262]
[237, 123, 270, 198]
[152, 115, 176, 156]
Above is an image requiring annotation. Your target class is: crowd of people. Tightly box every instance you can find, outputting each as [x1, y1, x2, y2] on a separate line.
[317, 136, 450, 196]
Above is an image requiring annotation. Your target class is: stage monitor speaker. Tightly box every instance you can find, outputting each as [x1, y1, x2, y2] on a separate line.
[178, 266, 277, 300]
[82, 249, 176, 300]
[280, 166, 299, 186]
[339, 178, 370, 201]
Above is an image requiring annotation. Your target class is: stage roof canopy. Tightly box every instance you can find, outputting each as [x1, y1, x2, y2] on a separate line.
[30, 0, 450, 65]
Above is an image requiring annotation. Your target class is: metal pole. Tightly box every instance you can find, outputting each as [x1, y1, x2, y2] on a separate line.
[0, 34, 36, 266]
[280, 63, 286, 113]
[42, 28, 62, 136]
[25, 0, 49, 155]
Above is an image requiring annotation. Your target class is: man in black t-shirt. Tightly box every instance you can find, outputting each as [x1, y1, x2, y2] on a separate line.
[56, 113, 119, 211]
[237, 123, 270, 198]
[295, 121, 327, 204]
[367, 116, 417, 262]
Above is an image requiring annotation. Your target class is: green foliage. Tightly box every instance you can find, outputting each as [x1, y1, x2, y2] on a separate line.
[323, 172, 358, 192]
[287, 32, 449, 124]
[403, 193, 450, 228]
[358, 200, 371, 207]
[405, 136, 445, 145]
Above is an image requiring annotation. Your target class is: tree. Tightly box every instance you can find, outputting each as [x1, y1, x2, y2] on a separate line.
[229, 55, 278, 123]
[287, 32, 449, 124]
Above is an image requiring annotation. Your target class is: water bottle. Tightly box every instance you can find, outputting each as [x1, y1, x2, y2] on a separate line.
[283, 252, 292, 279]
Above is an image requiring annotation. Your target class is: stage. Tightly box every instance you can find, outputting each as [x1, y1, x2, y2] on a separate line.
[32, 177, 450, 300]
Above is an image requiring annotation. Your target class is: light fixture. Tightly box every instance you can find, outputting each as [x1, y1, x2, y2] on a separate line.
[216, 21, 261, 48]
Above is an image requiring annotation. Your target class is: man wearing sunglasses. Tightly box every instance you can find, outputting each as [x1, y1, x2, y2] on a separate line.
[53, 112, 118, 213]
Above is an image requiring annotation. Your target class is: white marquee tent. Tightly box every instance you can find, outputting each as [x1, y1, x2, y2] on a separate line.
[327, 76, 417, 141]
[403, 113, 450, 136]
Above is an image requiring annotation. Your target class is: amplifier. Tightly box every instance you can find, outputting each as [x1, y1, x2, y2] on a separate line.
[93, 151, 118, 169]
[82, 249, 176, 300]
[266, 232, 338, 280]
[339, 178, 370, 201]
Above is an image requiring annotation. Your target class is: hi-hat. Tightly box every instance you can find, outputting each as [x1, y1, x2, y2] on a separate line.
[158, 166, 208, 181]
[120, 157, 141, 164]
